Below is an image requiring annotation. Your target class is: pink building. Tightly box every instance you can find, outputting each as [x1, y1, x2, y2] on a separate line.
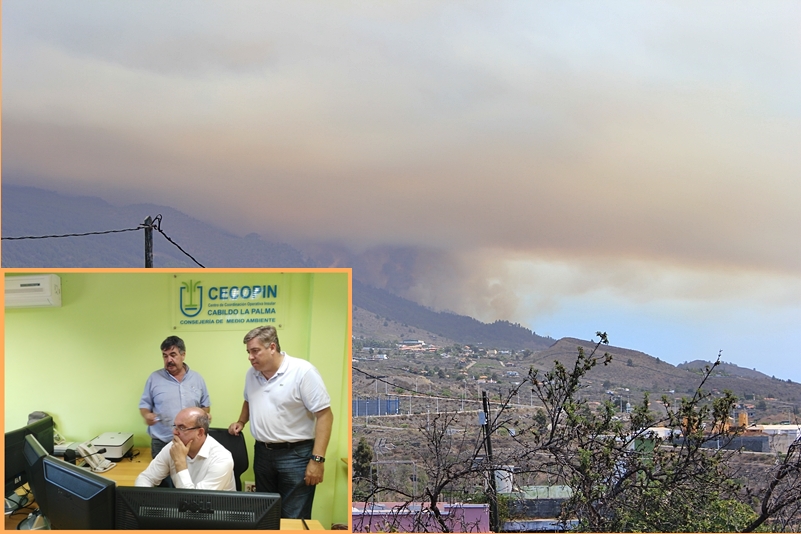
[353, 502, 490, 532]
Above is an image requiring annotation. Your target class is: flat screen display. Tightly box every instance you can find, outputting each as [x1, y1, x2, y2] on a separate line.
[43, 455, 115, 529]
[115, 486, 281, 530]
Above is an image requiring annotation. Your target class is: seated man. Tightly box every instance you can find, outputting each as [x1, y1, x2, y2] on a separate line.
[135, 407, 235, 491]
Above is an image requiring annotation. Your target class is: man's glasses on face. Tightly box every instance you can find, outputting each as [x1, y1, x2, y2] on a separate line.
[172, 425, 200, 433]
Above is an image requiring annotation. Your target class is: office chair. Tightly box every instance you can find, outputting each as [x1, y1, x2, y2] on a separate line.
[207, 427, 249, 491]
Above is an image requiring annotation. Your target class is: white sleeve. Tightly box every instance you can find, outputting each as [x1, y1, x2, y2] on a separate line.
[134, 444, 172, 487]
[174, 451, 234, 491]
[300, 366, 331, 413]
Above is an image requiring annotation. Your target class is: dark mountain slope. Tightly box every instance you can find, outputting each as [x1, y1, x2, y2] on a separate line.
[4, 185, 550, 350]
[354, 279, 555, 351]
[534, 338, 801, 403]
[2, 185, 311, 268]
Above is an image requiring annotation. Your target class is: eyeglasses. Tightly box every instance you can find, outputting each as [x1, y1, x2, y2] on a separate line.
[172, 425, 201, 433]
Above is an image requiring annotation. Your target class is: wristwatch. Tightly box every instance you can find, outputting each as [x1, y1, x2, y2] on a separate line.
[310, 455, 325, 463]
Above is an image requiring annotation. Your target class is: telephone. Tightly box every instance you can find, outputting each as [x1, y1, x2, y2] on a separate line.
[76, 441, 116, 473]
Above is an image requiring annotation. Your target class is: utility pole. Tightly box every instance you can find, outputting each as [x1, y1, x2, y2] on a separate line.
[144, 216, 153, 268]
[482, 391, 499, 532]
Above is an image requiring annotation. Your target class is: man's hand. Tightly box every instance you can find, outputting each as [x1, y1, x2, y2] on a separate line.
[143, 412, 159, 426]
[228, 421, 244, 435]
[170, 436, 191, 472]
[304, 459, 324, 486]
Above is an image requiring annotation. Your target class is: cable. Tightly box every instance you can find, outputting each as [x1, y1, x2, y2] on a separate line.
[353, 367, 427, 397]
[1, 227, 143, 240]
[353, 367, 474, 400]
[148, 215, 205, 268]
[2, 215, 206, 268]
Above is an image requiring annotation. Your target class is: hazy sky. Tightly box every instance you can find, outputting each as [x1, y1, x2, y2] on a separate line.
[4, 1, 801, 381]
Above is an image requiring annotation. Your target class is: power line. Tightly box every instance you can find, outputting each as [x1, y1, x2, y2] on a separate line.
[351, 367, 472, 400]
[147, 215, 205, 268]
[354, 367, 429, 396]
[2, 227, 143, 240]
[2, 215, 205, 268]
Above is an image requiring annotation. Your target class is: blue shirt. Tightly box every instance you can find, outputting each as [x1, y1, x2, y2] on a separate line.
[139, 364, 211, 442]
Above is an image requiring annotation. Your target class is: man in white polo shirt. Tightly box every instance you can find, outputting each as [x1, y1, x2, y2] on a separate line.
[228, 325, 333, 519]
[136, 407, 235, 491]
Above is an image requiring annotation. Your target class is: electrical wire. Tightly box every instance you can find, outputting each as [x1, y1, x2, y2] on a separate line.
[1, 227, 143, 240]
[147, 214, 205, 268]
[353, 366, 473, 400]
[353, 367, 429, 396]
[1, 215, 206, 268]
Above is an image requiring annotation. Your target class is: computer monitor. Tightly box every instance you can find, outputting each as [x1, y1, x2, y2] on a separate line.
[23, 435, 49, 511]
[21, 435, 50, 529]
[4, 415, 54, 512]
[4, 427, 30, 511]
[42, 455, 115, 529]
[25, 416, 55, 456]
[115, 486, 282, 530]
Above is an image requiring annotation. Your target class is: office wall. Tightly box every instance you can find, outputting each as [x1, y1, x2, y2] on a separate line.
[3, 269, 351, 527]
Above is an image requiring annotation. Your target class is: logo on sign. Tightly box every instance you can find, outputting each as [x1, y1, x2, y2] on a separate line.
[180, 280, 203, 317]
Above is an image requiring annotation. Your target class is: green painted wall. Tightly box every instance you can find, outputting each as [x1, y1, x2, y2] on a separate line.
[3, 270, 350, 528]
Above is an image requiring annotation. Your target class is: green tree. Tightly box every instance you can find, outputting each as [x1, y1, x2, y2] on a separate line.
[353, 437, 376, 500]
[525, 340, 766, 532]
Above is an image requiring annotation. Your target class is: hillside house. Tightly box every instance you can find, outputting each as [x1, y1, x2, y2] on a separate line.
[756, 424, 801, 437]
[398, 339, 438, 352]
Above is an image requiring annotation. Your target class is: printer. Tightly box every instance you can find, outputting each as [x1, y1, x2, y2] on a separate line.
[89, 432, 134, 461]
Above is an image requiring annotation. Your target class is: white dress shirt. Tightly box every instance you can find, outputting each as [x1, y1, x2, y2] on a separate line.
[135, 434, 235, 491]
[244, 352, 331, 443]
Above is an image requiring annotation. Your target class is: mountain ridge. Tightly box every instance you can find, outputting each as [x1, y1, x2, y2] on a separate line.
[3, 184, 553, 351]
[4, 184, 797, 395]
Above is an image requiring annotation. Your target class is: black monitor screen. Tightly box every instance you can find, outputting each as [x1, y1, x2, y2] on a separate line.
[115, 486, 281, 530]
[43, 455, 115, 529]
[5, 427, 29, 499]
[5, 416, 54, 500]
[23, 435, 49, 516]
[26, 416, 55, 456]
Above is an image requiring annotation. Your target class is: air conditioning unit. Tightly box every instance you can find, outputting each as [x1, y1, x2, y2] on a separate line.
[5, 274, 62, 308]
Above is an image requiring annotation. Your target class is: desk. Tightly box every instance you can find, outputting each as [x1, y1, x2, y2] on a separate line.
[5, 447, 326, 530]
[100, 446, 151, 486]
[6, 507, 324, 530]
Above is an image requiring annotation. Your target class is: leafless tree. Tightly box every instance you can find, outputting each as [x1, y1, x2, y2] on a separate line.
[354, 334, 801, 532]
[744, 436, 801, 532]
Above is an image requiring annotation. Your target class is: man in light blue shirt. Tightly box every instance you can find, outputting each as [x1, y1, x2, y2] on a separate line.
[139, 336, 211, 466]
